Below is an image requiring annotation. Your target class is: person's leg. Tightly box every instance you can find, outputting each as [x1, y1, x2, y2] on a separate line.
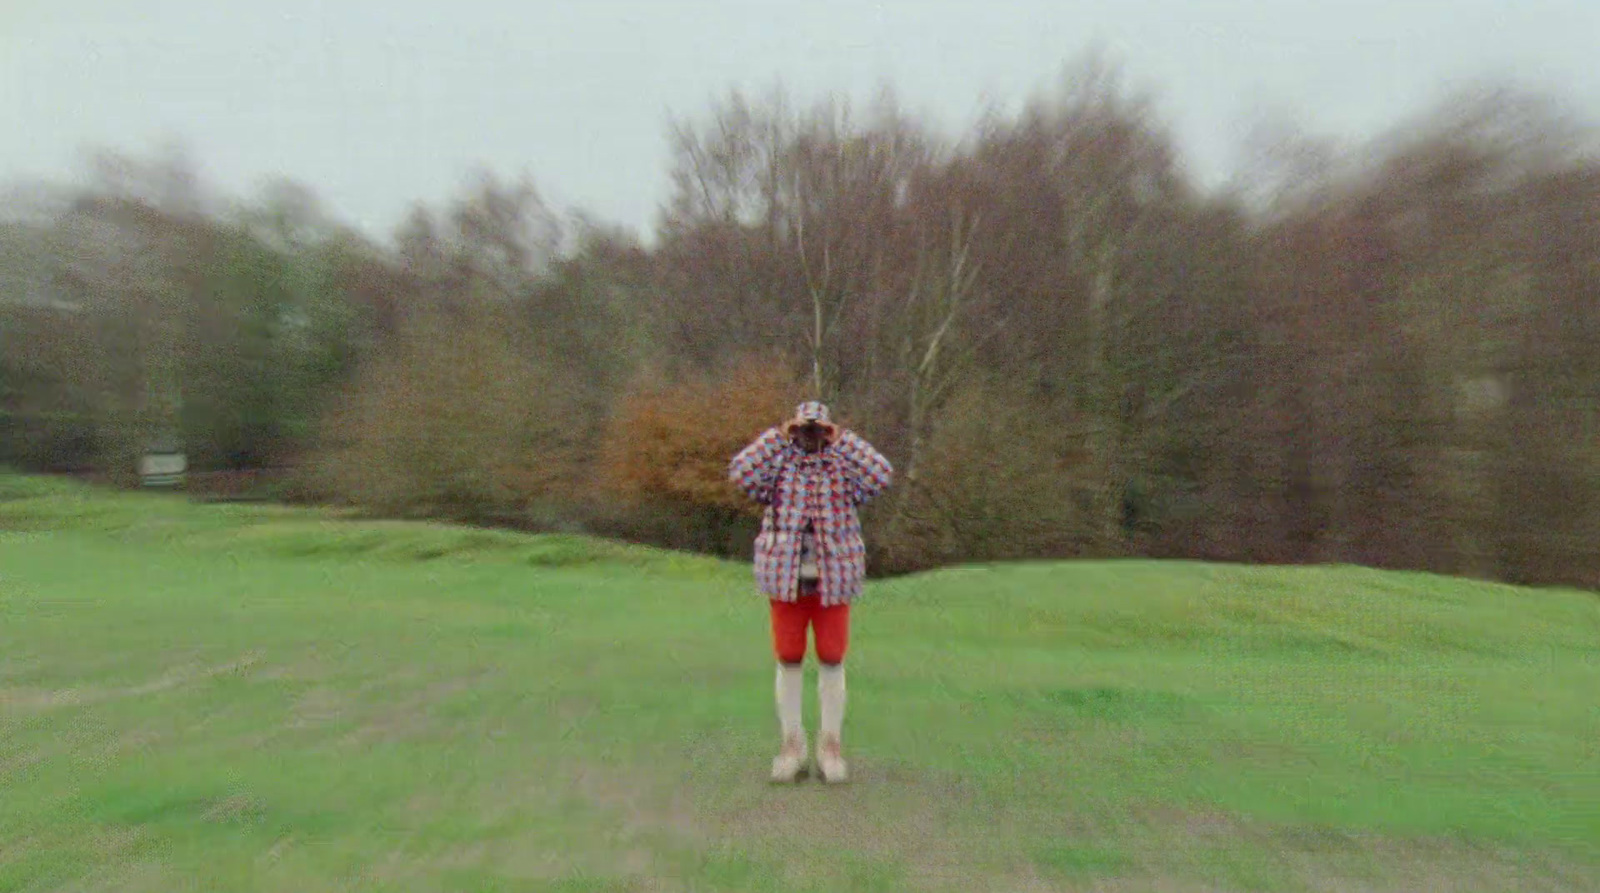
[812, 601, 851, 783]
[769, 597, 811, 782]
[812, 602, 850, 666]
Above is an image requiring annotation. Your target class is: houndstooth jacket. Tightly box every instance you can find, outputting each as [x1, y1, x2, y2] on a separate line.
[728, 422, 893, 606]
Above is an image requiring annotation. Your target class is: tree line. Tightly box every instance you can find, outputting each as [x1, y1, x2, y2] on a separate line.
[3, 58, 1597, 589]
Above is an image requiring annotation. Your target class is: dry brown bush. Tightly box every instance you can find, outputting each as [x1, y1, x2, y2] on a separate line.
[300, 304, 583, 521]
[876, 380, 1093, 573]
[599, 354, 806, 517]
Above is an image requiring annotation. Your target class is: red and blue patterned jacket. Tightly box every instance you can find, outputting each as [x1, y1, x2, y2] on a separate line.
[728, 425, 893, 605]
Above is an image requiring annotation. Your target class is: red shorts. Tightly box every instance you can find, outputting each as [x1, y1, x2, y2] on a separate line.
[770, 584, 850, 665]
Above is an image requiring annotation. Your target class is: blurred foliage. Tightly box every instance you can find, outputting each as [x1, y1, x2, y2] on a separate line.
[2, 59, 1597, 587]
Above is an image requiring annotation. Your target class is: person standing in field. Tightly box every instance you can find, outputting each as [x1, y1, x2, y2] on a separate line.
[728, 401, 893, 784]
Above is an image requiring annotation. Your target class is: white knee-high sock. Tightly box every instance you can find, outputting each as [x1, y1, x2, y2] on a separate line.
[775, 664, 804, 740]
[818, 663, 846, 740]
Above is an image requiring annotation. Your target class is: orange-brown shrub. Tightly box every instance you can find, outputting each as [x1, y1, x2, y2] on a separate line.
[599, 356, 806, 519]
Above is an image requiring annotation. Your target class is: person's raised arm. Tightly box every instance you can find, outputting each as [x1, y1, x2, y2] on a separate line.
[728, 427, 790, 505]
[831, 430, 893, 506]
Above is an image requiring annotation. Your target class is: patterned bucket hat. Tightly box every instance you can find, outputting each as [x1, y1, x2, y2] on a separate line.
[794, 401, 832, 424]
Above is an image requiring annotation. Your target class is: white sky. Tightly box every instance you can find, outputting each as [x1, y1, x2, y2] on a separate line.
[4, 0, 1598, 239]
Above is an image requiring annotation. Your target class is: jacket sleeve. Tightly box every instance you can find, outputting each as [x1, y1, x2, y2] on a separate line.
[728, 427, 789, 505]
[833, 430, 893, 506]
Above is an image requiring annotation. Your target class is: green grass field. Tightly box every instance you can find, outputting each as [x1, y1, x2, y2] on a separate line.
[2, 474, 1598, 892]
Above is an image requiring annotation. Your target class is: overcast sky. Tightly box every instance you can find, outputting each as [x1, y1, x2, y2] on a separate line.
[4, 0, 1598, 240]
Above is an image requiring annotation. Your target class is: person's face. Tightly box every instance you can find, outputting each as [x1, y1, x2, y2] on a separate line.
[791, 421, 833, 453]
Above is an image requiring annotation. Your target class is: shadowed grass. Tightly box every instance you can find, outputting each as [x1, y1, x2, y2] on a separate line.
[1, 473, 1597, 891]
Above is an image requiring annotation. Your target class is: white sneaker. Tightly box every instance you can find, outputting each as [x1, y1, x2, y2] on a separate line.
[770, 733, 807, 783]
[816, 733, 848, 784]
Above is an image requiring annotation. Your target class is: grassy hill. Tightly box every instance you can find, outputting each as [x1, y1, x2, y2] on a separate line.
[2, 474, 1598, 892]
